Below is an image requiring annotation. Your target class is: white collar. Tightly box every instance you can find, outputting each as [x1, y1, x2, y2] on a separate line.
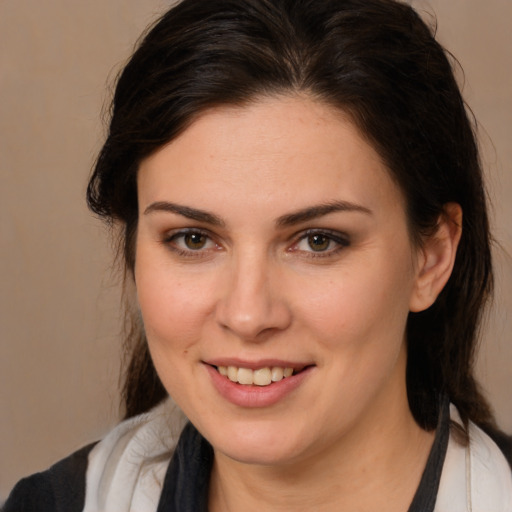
[83, 398, 185, 512]
[435, 405, 512, 511]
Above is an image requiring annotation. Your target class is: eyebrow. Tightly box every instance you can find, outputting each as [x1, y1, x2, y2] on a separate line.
[276, 201, 372, 227]
[144, 201, 225, 227]
[143, 199, 372, 228]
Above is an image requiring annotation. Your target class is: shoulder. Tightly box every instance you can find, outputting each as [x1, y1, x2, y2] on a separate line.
[486, 427, 512, 467]
[3, 398, 186, 512]
[82, 397, 186, 511]
[435, 405, 512, 512]
[2, 442, 97, 512]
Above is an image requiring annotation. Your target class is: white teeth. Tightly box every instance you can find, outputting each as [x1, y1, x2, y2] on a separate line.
[271, 367, 284, 382]
[227, 366, 238, 382]
[217, 365, 296, 386]
[237, 367, 253, 385]
[253, 367, 272, 386]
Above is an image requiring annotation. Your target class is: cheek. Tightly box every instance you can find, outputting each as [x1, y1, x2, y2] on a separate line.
[291, 252, 415, 352]
[289, 258, 414, 416]
[134, 260, 220, 401]
[134, 253, 217, 351]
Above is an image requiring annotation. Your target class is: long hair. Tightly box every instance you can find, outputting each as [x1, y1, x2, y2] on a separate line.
[87, 0, 494, 433]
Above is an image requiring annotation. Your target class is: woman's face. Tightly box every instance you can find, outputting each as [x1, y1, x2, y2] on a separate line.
[135, 95, 424, 466]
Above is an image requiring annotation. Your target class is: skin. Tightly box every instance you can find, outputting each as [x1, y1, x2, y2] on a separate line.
[135, 95, 461, 511]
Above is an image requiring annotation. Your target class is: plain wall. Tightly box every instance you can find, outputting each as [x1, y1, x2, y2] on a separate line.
[1, 0, 511, 500]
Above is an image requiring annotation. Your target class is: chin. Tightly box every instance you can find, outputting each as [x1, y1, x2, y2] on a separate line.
[203, 419, 311, 466]
[218, 441, 300, 467]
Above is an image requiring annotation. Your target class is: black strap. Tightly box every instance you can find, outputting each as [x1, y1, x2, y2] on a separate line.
[408, 397, 450, 512]
[157, 422, 213, 512]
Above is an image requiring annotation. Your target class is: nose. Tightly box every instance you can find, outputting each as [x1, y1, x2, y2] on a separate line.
[215, 250, 292, 341]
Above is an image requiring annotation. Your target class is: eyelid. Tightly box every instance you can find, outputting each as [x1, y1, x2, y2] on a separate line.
[290, 228, 351, 256]
[162, 227, 221, 257]
[160, 227, 350, 259]
[162, 226, 211, 242]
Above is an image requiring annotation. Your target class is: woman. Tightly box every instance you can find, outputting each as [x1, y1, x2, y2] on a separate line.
[4, 0, 511, 510]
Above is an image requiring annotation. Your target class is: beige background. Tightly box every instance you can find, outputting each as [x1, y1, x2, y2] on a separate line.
[1, 0, 511, 501]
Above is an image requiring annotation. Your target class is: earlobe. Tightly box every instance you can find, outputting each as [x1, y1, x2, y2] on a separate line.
[409, 203, 462, 313]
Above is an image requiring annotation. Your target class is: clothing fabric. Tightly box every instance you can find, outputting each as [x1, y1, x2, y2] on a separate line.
[2, 442, 95, 512]
[4, 398, 512, 512]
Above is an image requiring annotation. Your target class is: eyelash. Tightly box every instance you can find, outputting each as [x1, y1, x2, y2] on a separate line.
[290, 229, 351, 258]
[162, 228, 220, 259]
[161, 228, 350, 259]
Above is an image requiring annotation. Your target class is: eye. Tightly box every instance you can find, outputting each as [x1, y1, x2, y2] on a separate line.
[291, 230, 350, 256]
[181, 232, 209, 250]
[303, 233, 332, 252]
[163, 229, 219, 255]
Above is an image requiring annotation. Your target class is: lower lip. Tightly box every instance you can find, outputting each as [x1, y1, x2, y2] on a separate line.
[205, 364, 313, 408]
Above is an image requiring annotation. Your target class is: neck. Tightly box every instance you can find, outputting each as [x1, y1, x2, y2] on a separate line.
[208, 359, 435, 512]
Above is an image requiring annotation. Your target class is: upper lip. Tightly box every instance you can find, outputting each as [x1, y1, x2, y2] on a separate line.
[203, 358, 314, 371]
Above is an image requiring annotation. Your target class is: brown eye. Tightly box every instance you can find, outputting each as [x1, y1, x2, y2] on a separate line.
[164, 229, 219, 256]
[307, 234, 331, 252]
[184, 232, 208, 250]
[292, 230, 350, 257]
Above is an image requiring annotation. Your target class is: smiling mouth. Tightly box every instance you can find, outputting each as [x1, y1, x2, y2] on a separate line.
[214, 365, 306, 387]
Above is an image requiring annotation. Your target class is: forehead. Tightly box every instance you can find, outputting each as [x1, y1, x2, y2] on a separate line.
[137, 95, 404, 219]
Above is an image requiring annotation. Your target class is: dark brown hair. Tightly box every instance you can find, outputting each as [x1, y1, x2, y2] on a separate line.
[87, 0, 495, 433]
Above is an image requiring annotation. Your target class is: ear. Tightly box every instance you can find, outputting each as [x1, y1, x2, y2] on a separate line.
[409, 202, 462, 313]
